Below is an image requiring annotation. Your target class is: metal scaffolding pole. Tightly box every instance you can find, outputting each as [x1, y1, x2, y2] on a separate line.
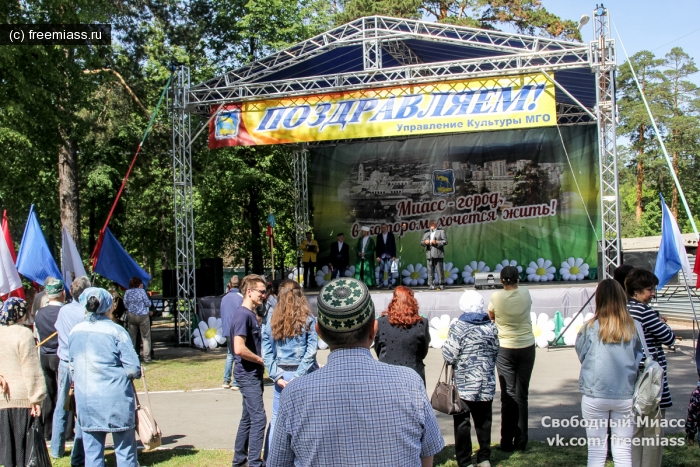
[292, 147, 310, 281]
[171, 65, 197, 345]
[591, 6, 621, 279]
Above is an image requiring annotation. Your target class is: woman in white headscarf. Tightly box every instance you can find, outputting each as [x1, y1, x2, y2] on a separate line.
[68, 288, 141, 467]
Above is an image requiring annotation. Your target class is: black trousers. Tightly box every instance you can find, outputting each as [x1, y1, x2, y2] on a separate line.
[303, 261, 316, 287]
[496, 345, 535, 451]
[454, 399, 493, 466]
[40, 353, 60, 440]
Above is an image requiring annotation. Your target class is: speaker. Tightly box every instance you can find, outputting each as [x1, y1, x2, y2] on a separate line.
[474, 272, 503, 290]
[162, 269, 177, 297]
[199, 257, 224, 297]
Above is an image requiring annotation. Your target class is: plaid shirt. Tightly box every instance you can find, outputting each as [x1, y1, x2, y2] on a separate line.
[268, 347, 444, 467]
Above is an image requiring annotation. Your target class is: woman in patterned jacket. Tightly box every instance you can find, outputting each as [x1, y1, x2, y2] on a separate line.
[443, 290, 499, 467]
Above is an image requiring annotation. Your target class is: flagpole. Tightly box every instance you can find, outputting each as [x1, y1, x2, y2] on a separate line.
[680, 270, 699, 362]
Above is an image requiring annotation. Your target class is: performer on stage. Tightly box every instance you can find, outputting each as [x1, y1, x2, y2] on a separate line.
[328, 233, 350, 279]
[376, 223, 396, 289]
[421, 220, 447, 290]
[354, 226, 375, 287]
[299, 231, 319, 288]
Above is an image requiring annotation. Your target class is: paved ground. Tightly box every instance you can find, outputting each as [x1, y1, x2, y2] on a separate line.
[142, 325, 700, 451]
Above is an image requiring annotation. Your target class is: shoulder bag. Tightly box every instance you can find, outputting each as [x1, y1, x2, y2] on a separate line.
[430, 362, 463, 415]
[134, 365, 162, 450]
[632, 322, 664, 418]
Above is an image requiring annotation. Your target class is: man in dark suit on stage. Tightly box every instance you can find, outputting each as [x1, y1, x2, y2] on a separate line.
[421, 220, 447, 290]
[376, 223, 397, 289]
[328, 233, 350, 279]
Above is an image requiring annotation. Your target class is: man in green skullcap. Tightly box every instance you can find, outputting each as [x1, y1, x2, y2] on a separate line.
[268, 277, 444, 467]
[34, 276, 66, 439]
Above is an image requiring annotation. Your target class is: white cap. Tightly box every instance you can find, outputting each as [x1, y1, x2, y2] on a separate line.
[361, 226, 370, 232]
[459, 290, 485, 313]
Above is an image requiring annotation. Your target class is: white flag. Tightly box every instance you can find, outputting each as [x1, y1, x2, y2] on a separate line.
[0, 232, 22, 295]
[61, 226, 87, 286]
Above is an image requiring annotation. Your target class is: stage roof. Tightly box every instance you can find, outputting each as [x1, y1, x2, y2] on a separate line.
[188, 16, 596, 125]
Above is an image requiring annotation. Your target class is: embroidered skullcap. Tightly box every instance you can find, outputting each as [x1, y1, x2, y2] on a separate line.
[317, 278, 374, 332]
[79, 287, 113, 315]
[0, 297, 28, 326]
[361, 226, 370, 232]
[45, 277, 65, 297]
[459, 290, 485, 313]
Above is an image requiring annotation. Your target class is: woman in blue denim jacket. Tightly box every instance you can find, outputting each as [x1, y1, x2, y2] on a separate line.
[575, 279, 644, 467]
[69, 288, 141, 467]
[262, 280, 319, 458]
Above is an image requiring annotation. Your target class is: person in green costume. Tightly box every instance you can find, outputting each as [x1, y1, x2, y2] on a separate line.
[354, 226, 376, 287]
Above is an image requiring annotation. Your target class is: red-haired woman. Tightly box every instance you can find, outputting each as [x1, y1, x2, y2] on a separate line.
[373, 286, 431, 384]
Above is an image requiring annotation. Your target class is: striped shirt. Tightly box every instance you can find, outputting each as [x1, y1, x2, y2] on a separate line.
[627, 298, 676, 408]
[268, 347, 444, 467]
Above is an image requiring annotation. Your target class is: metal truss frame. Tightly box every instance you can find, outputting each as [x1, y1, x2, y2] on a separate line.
[591, 7, 621, 279]
[170, 66, 197, 345]
[292, 147, 310, 252]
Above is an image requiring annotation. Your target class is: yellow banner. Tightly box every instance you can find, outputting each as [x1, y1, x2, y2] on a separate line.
[209, 74, 556, 148]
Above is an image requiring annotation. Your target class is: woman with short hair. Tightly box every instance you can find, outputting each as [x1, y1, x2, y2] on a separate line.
[124, 276, 153, 362]
[262, 282, 318, 457]
[373, 286, 430, 384]
[0, 298, 47, 467]
[487, 266, 535, 452]
[69, 288, 141, 467]
[576, 279, 643, 467]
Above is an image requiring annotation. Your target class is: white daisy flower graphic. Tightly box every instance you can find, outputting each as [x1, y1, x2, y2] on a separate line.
[344, 265, 355, 278]
[315, 266, 333, 287]
[429, 314, 458, 348]
[494, 259, 523, 274]
[401, 263, 428, 286]
[563, 312, 595, 346]
[193, 317, 226, 349]
[526, 258, 556, 282]
[461, 261, 490, 285]
[375, 266, 399, 287]
[530, 312, 555, 348]
[288, 267, 305, 287]
[559, 257, 590, 281]
[318, 338, 329, 350]
[435, 262, 459, 285]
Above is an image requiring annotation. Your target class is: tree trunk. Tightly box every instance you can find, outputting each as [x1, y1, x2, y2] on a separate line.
[88, 195, 95, 255]
[635, 124, 644, 223]
[58, 135, 81, 254]
[247, 186, 264, 274]
[671, 149, 679, 219]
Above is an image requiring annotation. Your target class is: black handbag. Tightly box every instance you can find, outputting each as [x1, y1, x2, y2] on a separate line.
[430, 362, 463, 415]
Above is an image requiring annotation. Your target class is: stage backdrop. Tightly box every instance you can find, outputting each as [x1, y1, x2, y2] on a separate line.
[308, 125, 601, 286]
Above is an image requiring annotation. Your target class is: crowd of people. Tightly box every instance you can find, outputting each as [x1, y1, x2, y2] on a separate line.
[0, 261, 696, 467]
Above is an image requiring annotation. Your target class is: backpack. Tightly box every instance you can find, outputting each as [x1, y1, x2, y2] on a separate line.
[632, 321, 664, 418]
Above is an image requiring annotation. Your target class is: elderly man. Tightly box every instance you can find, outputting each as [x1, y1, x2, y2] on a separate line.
[268, 277, 444, 467]
[421, 220, 448, 290]
[354, 226, 375, 287]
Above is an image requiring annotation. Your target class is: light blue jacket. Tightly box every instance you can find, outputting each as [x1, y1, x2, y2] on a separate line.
[262, 316, 319, 382]
[68, 315, 141, 432]
[575, 319, 644, 400]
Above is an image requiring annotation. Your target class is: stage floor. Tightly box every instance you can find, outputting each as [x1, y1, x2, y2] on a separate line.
[304, 281, 597, 320]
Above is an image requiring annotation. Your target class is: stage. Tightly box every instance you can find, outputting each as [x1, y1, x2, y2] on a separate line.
[305, 281, 597, 321]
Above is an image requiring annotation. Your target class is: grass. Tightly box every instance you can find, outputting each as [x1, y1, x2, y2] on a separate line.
[50, 436, 700, 467]
[140, 350, 226, 392]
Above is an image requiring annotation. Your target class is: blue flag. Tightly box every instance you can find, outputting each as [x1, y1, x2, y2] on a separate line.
[15, 205, 63, 286]
[654, 193, 692, 289]
[94, 227, 151, 289]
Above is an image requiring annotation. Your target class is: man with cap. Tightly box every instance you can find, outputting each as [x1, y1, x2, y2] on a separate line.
[421, 220, 448, 290]
[34, 276, 66, 439]
[268, 277, 444, 467]
[353, 226, 376, 287]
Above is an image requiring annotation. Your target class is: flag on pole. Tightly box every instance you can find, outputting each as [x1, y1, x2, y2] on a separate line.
[695, 252, 700, 289]
[16, 205, 63, 286]
[654, 193, 693, 289]
[1, 211, 25, 299]
[61, 226, 87, 285]
[93, 227, 151, 289]
[0, 230, 23, 296]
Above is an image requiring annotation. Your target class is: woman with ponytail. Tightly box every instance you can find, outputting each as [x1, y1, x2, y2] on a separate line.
[68, 288, 141, 467]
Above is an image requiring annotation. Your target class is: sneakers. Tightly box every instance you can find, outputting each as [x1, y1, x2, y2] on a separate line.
[476, 461, 491, 467]
[222, 382, 232, 389]
[429, 285, 435, 290]
[231, 383, 240, 391]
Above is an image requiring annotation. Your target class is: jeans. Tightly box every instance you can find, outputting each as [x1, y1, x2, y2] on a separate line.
[233, 376, 266, 467]
[581, 395, 634, 467]
[128, 313, 151, 360]
[454, 399, 493, 467]
[496, 344, 535, 450]
[426, 258, 443, 287]
[40, 353, 60, 439]
[377, 257, 392, 286]
[223, 348, 238, 386]
[264, 370, 294, 460]
[51, 360, 84, 465]
[83, 429, 137, 467]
